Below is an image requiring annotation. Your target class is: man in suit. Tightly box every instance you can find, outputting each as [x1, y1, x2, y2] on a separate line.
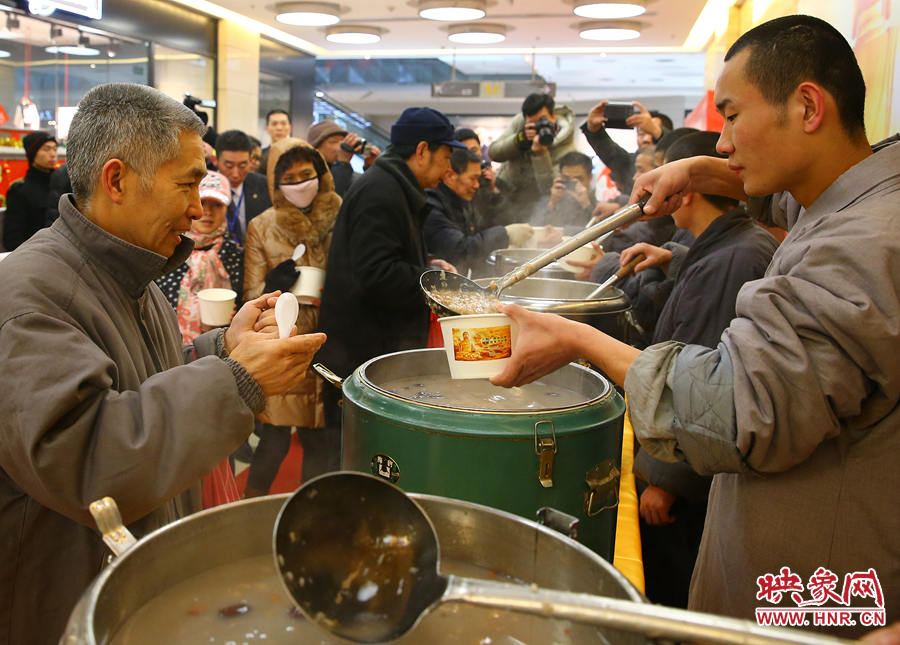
[258, 109, 292, 176]
[215, 130, 272, 244]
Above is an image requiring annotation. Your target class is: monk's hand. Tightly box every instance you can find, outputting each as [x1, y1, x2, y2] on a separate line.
[630, 157, 696, 218]
[230, 331, 327, 397]
[225, 291, 282, 352]
[489, 304, 580, 388]
[621, 242, 671, 274]
[640, 485, 677, 526]
[861, 621, 900, 645]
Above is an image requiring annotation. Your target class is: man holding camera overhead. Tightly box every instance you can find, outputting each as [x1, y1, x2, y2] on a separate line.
[309, 121, 382, 198]
[488, 93, 578, 220]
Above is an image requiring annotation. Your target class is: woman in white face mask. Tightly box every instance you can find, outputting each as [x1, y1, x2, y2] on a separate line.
[242, 137, 342, 498]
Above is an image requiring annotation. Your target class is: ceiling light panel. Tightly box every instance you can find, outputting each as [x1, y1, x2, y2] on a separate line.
[417, 0, 486, 21]
[272, 2, 342, 26]
[573, 0, 645, 19]
[46, 45, 100, 55]
[446, 22, 507, 44]
[577, 20, 641, 41]
[325, 25, 386, 44]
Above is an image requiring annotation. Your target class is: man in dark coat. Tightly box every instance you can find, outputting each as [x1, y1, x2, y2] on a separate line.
[3, 131, 57, 251]
[43, 163, 71, 227]
[423, 148, 532, 278]
[317, 107, 464, 432]
[619, 131, 779, 609]
[216, 129, 272, 244]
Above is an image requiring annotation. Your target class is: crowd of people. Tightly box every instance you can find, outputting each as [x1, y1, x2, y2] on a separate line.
[1, 11, 899, 645]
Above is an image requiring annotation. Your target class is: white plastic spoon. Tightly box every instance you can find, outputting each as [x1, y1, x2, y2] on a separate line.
[292, 243, 306, 262]
[274, 292, 299, 339]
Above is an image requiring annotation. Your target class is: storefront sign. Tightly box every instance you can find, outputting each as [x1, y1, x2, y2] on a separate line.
[28, 0, 102, 20]
[432, 80, 555, 99]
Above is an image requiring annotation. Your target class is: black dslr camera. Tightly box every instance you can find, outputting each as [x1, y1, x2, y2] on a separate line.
[534, 116, 558, 147]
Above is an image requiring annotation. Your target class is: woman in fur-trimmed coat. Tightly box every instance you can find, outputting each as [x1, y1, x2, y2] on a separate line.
[242, 137, 341, 496]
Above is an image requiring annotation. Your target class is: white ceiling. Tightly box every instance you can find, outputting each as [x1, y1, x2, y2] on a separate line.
[211, 0, 711, 53]
[202, 0, 714, 118]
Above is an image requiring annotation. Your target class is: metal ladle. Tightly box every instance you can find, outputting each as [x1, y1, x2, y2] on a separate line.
[274, 472, 856, 645]
[421, 196, 649, 317]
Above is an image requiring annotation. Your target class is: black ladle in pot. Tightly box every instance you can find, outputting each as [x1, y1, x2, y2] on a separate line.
[421, 196, 649, 317]
[274, 472, 857, 645]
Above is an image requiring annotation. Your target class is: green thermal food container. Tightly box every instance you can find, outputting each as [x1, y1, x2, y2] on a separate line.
[328, 348, 627, 561]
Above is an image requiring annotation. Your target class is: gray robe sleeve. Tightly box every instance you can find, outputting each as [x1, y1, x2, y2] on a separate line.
[624, 342, 750, 476]
[0, 312, 256, 527]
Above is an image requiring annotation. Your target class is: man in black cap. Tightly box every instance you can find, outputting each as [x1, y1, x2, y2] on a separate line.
[316, 107, 464, 466]
[3, 131, 57, 251]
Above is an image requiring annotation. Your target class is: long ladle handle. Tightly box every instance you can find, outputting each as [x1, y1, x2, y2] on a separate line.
[443, 576, 857, 645]
[585, 252, 646, 300]
[493, 196, 649, 294]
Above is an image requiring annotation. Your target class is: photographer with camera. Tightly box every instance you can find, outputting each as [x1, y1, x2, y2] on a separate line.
[309, 121, 382, 197]
[488, 93, 577, 220]
[582, 100, 672, 196]
[541, 151, 597, 230]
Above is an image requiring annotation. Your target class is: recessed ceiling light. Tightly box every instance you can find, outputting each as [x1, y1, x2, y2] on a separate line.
[446, 22, 507, 44]
[46, 45, 101, 55]
[572, 0, 645, 19]
[0, 50, 10, 58]
[0, 30, 23, 40]
[417, 0, 486, 21]
[325, 25, 386, 44]
[577, 20, 641, 41]
[271, 2, 342, 26]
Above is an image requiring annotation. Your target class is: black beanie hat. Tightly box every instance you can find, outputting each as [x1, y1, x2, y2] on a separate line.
[22, 131, 56, 167]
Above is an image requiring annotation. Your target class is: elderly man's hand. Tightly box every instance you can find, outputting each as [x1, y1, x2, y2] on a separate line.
[224, 292, 281, 353]
[430, 259, 457, 273]
[489, 304, 579, 388]
[640, 485, 677, 526]
[230, 331, 327, 397]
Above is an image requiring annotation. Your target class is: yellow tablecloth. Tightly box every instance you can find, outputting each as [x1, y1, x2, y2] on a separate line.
[613, 403, 645, 593]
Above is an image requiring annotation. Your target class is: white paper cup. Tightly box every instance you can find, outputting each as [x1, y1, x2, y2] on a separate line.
[290, 266, 326, 304]
[557, 241, 598, 273]
[438, 313, 519, 379]
[197, 288, 237, 326]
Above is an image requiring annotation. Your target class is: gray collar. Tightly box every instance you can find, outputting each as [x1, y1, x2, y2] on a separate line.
[800, 135, 900, 223]
[56, 195, 194, 298]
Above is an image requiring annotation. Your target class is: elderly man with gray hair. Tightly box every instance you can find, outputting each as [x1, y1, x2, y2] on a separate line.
[0, 83, 326, 645]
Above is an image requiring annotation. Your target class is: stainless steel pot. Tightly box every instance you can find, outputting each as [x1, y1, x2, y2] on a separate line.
[475, 276, 633, 343]
[62, 494, 650, 645]
[489, 247, 572, 279]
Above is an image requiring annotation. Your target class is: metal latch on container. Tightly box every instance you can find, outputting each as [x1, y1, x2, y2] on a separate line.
[534, 421, 557, 488]
[584, 459, 620, 516]
[536, 507, 579, 541]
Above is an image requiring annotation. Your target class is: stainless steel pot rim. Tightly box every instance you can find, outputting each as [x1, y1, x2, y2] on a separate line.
[79, 491, 647, 637]
[476, 277, 626, 304]
[357, 348, 614, 415]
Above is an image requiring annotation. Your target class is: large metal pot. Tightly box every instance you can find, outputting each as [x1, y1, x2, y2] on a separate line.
[62, 494, 649, 645]
[489, 247, 572, 279]
[475, 276, 633, 342]
[338, 348, 626, 561]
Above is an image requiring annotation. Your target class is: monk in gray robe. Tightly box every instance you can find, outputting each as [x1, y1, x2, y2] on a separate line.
[491, 16, 899, 639]
[0, 84, 325, 645]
